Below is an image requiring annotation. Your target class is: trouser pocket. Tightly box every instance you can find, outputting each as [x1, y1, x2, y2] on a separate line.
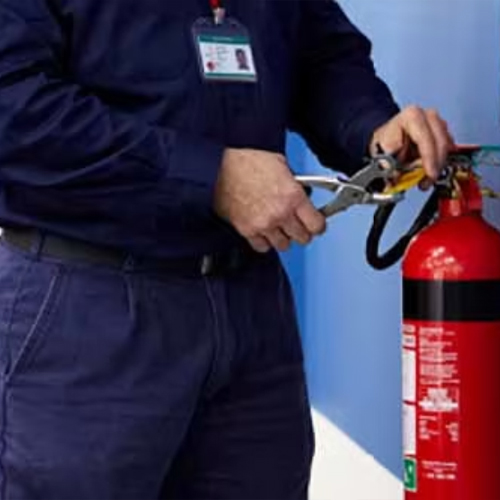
[0, 242, 65, 381]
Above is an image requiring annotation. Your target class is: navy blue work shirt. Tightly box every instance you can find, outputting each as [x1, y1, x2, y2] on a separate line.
[0, 0, 399, 258]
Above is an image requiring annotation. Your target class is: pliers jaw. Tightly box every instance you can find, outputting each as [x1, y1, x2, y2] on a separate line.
[296, 152, 404, 218]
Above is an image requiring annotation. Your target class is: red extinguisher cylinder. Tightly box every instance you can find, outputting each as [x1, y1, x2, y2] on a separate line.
[402, 177, 500, 499]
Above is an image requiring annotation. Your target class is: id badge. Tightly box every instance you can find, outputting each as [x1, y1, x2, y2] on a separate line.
[192, 18, 258, 83]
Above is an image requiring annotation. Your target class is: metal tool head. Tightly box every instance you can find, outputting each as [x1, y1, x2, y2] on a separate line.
[318, 153, 402, 216]
[347, 152, 400, 190]
[295, 153, 404, 218]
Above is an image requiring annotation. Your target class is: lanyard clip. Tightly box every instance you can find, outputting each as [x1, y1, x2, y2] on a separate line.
[210, 0, 226, 24]
[213, 7, 225, 25]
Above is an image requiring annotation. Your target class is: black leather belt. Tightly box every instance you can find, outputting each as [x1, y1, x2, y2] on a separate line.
[1, 227, 266, 276]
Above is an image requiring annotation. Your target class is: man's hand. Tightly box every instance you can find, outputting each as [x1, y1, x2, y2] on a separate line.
[214, 148, 326, 253]
[369, 105, 455, 187]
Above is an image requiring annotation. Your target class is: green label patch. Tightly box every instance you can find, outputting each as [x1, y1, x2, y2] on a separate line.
[404, 458, 417, 492]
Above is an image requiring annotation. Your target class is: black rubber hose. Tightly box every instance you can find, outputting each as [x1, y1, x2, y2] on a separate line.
[365, 189, 440, 270]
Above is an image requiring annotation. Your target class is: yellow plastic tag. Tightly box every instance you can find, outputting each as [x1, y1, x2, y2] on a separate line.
[384, 166, 426, 195]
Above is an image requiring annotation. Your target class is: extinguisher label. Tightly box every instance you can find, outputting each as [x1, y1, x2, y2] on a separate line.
[403, 349, 416, 402]
[418, 325, 459, 484]
[403, 323, 419, 490]
[403, 403, 416, 454]
[403, 323, 417, 458]
[403, 321, 460, 492]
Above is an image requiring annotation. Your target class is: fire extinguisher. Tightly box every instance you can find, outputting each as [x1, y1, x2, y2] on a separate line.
[366, 153, 500, 499]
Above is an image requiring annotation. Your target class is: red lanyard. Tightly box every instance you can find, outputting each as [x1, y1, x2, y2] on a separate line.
[209, 0, 225, 24]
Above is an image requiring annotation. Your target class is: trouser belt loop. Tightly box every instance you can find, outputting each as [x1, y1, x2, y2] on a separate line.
[30, 230, 46, 259]
[122, 255, 136, 273]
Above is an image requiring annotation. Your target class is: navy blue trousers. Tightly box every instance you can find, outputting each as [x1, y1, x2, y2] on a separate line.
[0, 238, 314, 499]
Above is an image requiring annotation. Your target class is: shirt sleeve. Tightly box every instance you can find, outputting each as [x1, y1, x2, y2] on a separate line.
[0, 1, 224, 228]
[289, 0, 400, 175]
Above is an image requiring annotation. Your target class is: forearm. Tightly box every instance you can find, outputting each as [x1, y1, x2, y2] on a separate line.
[0, 3, 224, 227]
[289, 0, 399, 173]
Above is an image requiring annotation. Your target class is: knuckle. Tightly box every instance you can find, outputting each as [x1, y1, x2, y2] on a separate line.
[253, 218, 270, 234]
[290, 181, 304, 196]
[274, 204, 293, 225]
[241, 226, 258, 240]
[283, 184, 304, 205]
[274, 204, 288, 220]
[246, 215, 267, 235]
[426, 108, 439, 119]
[263, 211, 283, 231]
[262, 214, 279, 232]
[404, 104, 422, 119]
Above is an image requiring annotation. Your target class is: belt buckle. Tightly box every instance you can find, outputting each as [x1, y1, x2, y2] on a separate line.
[201, 254, 215, 276]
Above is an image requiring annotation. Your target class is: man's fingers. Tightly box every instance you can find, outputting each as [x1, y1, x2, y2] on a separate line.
[281, 215, 312, 246]
[262, 228, 292, 252]
[370, 106, 455, 192]
[425, 109, 454, 169]
[295, 201, 327, 236]
[249, 219, 313, 253]
[247, 235, 272, 253]
[401, 106, 439, 180]
[418, 177, 434, 191]
[251, 205, 323, 253]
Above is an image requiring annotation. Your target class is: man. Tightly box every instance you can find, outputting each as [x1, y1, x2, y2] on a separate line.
[235, 48, 250, 71]
[0, 0, 452, 498]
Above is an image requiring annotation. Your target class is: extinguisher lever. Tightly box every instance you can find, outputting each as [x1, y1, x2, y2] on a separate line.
[365, 189, 440, 270]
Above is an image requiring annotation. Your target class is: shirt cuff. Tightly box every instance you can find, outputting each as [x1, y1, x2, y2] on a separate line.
[344, 104, 400, 161]
[166, 132, 226, 211]
[168, 132, 225, 186]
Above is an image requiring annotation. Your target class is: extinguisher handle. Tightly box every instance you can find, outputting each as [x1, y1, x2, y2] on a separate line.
[365, 189, 440, 270]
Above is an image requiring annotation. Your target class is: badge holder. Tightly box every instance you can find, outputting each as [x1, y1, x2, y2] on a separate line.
[192, 13, 258, 83]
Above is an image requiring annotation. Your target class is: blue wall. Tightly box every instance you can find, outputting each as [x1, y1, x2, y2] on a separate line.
[285, 0, 500, 478]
